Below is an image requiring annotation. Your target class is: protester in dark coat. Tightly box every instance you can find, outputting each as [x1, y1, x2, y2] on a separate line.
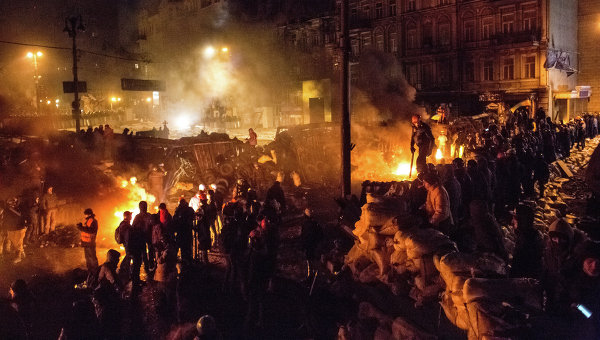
[300, 208, 323, 279]
[510, 204, 544, 279]
[130, 202, 151, 284]
[411, 114, 435, 173]
[266, 181, 286, 212]
[116, 211, 133, 279]
[173, 198, 195, 265]
[533, 153, 550, 198]
[452, 158, 473, 220]
[8, 279, 34, 338]
[132, 201, 153, 274]
[463, 200, 509, 261]
[441, 164, 462, 225]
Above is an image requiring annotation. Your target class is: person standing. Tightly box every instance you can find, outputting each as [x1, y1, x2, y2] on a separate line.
[115, 211, 133, 279]
[248, 128, 258, 147]
[132, 201, 153, 275]
[410, 115, 435, 173]
[41, 186, 58, 234]
[422, 173, 454, 235]
[173, 198, 195, 266]
[77, 208, 99, 275]
[0, 198, 27, 264]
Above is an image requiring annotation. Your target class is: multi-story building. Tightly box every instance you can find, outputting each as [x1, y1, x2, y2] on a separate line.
[280, 0, 584, 121]
[578, 0, 600, 113]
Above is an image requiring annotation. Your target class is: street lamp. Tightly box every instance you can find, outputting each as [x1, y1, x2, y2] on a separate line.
[26, 51, 43, 115]
[64, 15, 85, 131]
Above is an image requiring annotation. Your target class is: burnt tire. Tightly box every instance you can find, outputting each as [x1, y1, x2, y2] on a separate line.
[219, 163, 235, 177]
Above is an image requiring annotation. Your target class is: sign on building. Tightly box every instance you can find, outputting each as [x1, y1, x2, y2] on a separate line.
[63, 81, 87, 93]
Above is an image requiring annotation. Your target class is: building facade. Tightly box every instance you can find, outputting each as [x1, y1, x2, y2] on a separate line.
[280, 0, 583, 121]
[578, 0, 600, 113]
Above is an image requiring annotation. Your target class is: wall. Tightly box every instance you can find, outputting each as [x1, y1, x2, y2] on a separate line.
[578, 0, 600, 112]
[547, 0, 578, 116]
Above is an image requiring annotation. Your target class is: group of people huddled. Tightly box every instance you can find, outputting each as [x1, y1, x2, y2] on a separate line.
[62, 176, 300, 338]
[0, 186, 60, 263]
[406, 109, 600, 338]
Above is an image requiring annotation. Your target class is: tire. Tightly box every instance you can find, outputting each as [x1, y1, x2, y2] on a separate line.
[216, 177, 229, 190]
[219, 163, 234, 177]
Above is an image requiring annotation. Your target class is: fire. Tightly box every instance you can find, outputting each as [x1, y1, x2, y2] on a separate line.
[459, 145, 464, 158]
[394, 162, 417, 178]
[435, 148, 443, 161]
[97, 176, 156, 249]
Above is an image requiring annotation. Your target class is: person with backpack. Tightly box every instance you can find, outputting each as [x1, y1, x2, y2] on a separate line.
[115, 211, 132, 279]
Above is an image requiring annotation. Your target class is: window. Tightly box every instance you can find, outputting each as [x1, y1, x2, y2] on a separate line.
[503, 58, 514, 80]
[439, 0, 450, 5]
[523, 10, 537, 32]
[351, 8, 358, 22]
[502, 13, 515, 34]
[351, 39, 360, 56]
[407, 0, 416, 11]
[375, 31, 384, 50]
[389, 0, 397, 16]
[465, 61, 475, 81]
[523, 55, 535, 78]
[439, 60, 451, 83]
[438, 18, 451, 46]
[422, 63, 433, 84]
[390, 31, 398, 52]
[407, 22, 417, 49]
[423, 21, 433, 47]
[482, 17, 493, 40]
[483, 60, 494, 81]
[134, 63, 139, 69]
[376, 3, 383, 18]
[362, 33, 372, 48]
[464, 21, 475, 42]
[406, 63, 418, 85]
[363, 5, 371, 19]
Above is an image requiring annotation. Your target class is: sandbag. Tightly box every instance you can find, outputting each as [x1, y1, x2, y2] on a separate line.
[392, 317, 437, 340]
[405, 228, 456, 259]
[390, 249, 408, 274]
[392, 231, 407, 251]
[436, 252, 507, 287]
[441, 292, 470, 330]
[358, 263, 381, 283]
[465, 300, 529, 340]
[363, 229, 386, 250]
[371, 248, 390, 277]
[463, 278, 542, 311]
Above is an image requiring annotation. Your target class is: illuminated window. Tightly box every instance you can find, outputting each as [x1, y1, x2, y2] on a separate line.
[503, 57, 514, 80]
[523, 55, 536, 78]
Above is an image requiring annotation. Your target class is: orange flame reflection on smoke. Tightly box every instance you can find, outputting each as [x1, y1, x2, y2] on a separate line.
[435, 148, 443, 161]
[394, 162, 417, 179]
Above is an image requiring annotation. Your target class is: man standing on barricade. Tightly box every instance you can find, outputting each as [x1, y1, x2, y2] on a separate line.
[77, 208, 99, 276]
[410, 114, 435, 174]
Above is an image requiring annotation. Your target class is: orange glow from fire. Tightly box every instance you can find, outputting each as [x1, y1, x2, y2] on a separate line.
[96, 176, 156, 250]
[435, 148, 443, 161]
[394, 162, 417, 178]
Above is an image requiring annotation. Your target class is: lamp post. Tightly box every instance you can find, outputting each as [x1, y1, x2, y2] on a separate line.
[26, 51, 43, 115]
[63, 15, 85, 132]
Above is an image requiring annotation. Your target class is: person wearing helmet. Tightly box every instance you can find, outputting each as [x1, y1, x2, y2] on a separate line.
[195, 314, 221, 340]
[77, 208, 99, 274]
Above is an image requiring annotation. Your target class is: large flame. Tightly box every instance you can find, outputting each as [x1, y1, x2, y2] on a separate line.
[435, 148, 443, 161]
[394, 162, 417, 178]
[97, 177, 156, 251]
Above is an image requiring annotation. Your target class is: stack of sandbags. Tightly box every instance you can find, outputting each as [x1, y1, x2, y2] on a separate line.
[463, 278, 542, 340]
[436, 252, 507, 331]
[402, 228, 457, 303]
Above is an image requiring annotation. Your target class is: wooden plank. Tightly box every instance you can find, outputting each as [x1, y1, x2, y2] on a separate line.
[556, 160, 573, 178]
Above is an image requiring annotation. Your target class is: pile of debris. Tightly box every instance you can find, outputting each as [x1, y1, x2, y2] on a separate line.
[36, 224, 80, 248]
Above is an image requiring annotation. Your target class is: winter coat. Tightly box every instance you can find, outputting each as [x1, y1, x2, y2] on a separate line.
[511, 227, 544, 279]
[425, 185, 453, 226]
[443, 177, 461, 224]
[467, 202, 509, 261]
[454, 168, 473, 210]
[266, 181, 286, 212]
[411, 122, 435, 155]
[41, 192, 58, 211]
[301, 216, 322, 261]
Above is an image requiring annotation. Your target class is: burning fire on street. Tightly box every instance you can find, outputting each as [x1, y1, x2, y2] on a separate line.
[95, 176, 156, 250]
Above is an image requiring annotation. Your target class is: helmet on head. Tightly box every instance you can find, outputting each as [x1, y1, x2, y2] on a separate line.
[196, 315, 217, 336]
[84, 208, 94, 216]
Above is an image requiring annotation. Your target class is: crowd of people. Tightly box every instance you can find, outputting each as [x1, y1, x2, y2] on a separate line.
[404, 109, 600, 338]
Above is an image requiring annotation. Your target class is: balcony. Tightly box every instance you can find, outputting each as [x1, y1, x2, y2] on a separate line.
[493, 29, 541, 46]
